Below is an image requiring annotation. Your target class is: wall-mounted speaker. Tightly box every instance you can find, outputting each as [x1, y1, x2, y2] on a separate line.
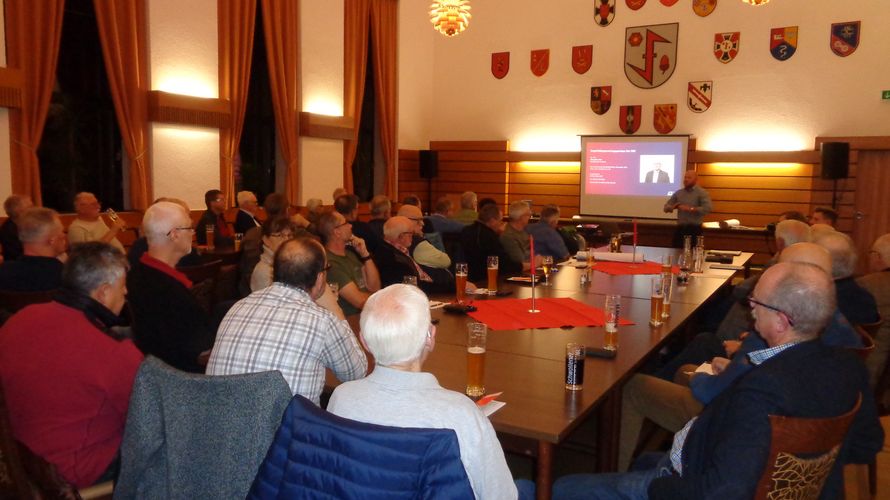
[821, 142, 849, 180]
[419, 150, 439, 179]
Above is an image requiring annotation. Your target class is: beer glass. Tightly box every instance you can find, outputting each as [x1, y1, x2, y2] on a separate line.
[486, 256, 498, 295]
[661, 254, 673, 274]
[604, 294, 620, 351]
[466, 322, 487, 399]
[403, 275, 418, 286]
[650, 276, 664, 326]
[205, 223, 215, 250]
[565, 343, 585, 391]
[455, 263, 468, 304]
[662, 273, 674, 319]
[234, 232, 244, 251]
[542, 255, 554, 285]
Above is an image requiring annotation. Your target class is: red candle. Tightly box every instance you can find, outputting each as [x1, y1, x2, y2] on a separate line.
[529, 234, 535, 275]
[633, 219, 638, 247]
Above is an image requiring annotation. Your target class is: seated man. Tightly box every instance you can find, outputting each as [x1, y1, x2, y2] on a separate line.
[373, 216, 456, 294]
[208, 237, 367, 405]
[127, 201, 214, 373]
[451, 191, 479, 225]
[525, 204, 569, 261]
[560, 261, 883, 499]
[327, 284, 518, 500]
[0, 242, 143, 488]
[234, 190, 261, 234]
[0, 207, 66, 292]
[250, 218, 297, 292]
[126, 197, 202, 269]
[500, 201, 535, 271]
[397, 204, 451, 269]
[319, 211, 381, 316]
[366, 194, 391, 247]
[195, 189, 234, 247]
[460, 203, 522, 282]
[813, 230, 879, 324]
[809, 205, 838, 227]
[0, 194, 32, 261]
[67, 192, 126, 252]
[335, 193, 380, 255]
[858, 232, 890, 388]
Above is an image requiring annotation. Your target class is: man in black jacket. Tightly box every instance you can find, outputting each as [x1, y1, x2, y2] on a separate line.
[373, 216, 456, 296]
[459, 204, 521, 283]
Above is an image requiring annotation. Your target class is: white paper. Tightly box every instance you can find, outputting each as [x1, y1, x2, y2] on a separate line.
[695, 362, 715, 375]
[591, 252, 646, 263]
[429, 300, 447, 310]
[479, 400, 506, 417]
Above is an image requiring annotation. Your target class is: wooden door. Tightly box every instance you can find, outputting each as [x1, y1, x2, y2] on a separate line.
[852, 150, 890, 273]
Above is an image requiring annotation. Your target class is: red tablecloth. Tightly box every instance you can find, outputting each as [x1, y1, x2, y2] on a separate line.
[467, 297, 635, 331]
[593, 261, 679, 276]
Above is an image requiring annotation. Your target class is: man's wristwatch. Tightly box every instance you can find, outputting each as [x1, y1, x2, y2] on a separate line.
[359, 254, 372, 263]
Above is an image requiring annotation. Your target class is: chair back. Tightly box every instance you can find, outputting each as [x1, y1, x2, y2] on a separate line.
[851, 325, 876, 362]
[248, 394, 474, 500]
[753, 394, 862, 500]
[177, 260, 222, 313]
[113, 357, 291, 500]
[858, 317, 882, 338]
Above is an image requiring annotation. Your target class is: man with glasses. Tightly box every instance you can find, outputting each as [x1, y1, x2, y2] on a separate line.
[397, 204, 450, 269]
[196, 189, 233, 247]
[319, 211, 380, 317]
[234, 190, 261, 234]
[374, 216, 457, 294]
[67, 192, 126, 252]
[207, 237, 367, 405]
[127, 201, 213, 373]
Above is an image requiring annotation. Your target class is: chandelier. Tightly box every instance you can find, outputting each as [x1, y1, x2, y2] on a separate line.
[740, 0, 770, 5]
[429, 1, 472, 37]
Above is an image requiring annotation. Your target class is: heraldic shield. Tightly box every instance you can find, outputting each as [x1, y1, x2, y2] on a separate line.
[594, 0, 615, 27]
[770, 26, 798, 61]
[531, 49, 549, 77]
[572, 45, 593, 74]
[714, 32, 740, 64]
[625, 23, 679, 89]
[590, 86, 612, 115]
[687, 81, 712, 113]
[491, 52, 510, 79]
[830, 21, 860, 57]
[693, 0, 717, 17]
[619, 105, 642, 134]
[653, 104, 677, 134]
[626, 0, 646, 11]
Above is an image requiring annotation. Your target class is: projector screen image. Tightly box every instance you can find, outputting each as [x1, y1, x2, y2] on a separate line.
[579, 135, 689, 219]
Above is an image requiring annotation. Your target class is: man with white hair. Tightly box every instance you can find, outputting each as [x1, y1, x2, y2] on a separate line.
[373, 216, 455, 294]
[500, 201, 536, 271]
[327, 284, 518, 500]
[0, 194, 32, 261]
[397, 204, 450, 269]
[0, 207, 67, 292]
[857, 233, 890, 387]
[451, 191, 478, 225]
[127, 201, 214, 373]
[234, 190, 261, 234]
[813, 230, 879, 324]
[67, 192, 126, 252]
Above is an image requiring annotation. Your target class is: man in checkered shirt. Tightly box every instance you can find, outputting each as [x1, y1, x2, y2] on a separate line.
[207, 237, 367, 405]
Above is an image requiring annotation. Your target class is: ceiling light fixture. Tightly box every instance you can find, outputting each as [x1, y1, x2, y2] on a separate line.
[429, 0, 471, 37]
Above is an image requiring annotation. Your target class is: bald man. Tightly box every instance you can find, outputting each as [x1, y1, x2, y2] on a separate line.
[397, 204, 450, 269]
[372, 216, 457, 295]
[858, 233, 890, 388]
[663, 170, 712, 248]
[813, 231, 879, 324]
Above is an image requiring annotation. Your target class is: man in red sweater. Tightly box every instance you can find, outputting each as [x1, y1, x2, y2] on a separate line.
[0, 242, 143, 488]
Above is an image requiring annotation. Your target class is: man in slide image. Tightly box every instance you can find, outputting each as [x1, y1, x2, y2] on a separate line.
[644, 162, 670, 184]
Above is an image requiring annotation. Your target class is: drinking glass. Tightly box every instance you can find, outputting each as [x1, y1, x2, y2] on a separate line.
[455, 262, 468, 304]
[662, 273, 674, 319]
[604, 294, 621, 350]
[650, 277, 664, 326]
[466, 322, 487, 399]
[565, 343, 585, 391]
[403, 275, 418, 286]
[205, 223, 215, 250]
[542, 256, 554, 285]
[486, 256, 498, 295]
[234, 232, 244, 251]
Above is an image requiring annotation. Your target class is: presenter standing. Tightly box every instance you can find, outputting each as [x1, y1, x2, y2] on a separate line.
[664, 170, 712, 247]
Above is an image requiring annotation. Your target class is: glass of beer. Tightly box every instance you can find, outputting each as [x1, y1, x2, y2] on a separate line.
[661, 254, 673, 274]
[604, 294, 620, 351]
[661, 273, 674, 319]
[234, 232, 244, 251]
[486, 256, 498, 295]
[205, 223, 215, 251]
[542, 255, 554, 285]
[403, 275, 418, 286]
[565, 343, 585, 391]
[466, 322, 487, 399]
[650, 276, 664, 326]
[455, 262, 468, 304]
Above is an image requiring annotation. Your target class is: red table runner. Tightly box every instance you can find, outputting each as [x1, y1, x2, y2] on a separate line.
[467, 297, 635, 331]
[593, 261, 679, 276]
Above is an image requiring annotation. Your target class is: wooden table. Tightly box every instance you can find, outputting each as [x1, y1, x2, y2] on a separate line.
[421, 247, 752, 499]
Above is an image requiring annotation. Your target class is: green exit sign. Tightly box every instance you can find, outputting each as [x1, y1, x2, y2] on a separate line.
[884, 90, 890, 100]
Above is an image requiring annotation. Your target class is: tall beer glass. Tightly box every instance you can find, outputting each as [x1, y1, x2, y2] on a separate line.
[487, 256, 498, 295]
[455, 262, 468, 303]
[650, 276, 664, 326]
[466, 322, 487, 399]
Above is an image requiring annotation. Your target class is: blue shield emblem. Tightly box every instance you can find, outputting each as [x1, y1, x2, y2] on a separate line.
[830, 21, 860, 57]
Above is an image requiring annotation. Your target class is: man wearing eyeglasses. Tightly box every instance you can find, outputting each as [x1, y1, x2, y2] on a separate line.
[561, 260, 882, 499]
[374, 216, 458, 295]
[127, 201, 214, 373]
[397, 204, 450, 269]
[196, 189, 234, 247]
[319, 211, 381, 317]
[208, 237, 367, 405]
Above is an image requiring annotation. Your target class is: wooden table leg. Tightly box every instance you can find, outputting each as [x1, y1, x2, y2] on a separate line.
[535, 440, 553, 500]
[596, 388, 621, 472]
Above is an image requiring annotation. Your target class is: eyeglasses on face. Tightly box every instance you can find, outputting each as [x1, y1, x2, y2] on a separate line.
[270, 232, 294, 239]
[747, 295, 795, 327]
[167, 226, 195, 237]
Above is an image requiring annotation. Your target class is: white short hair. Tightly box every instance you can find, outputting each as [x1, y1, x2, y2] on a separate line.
[143, 201, 189, 244]
[872, 233, 890, 267]
[775, 219, 811, 247]
[359, 284, 431, 366]
[236, 191, 256, 206]
[507, 200, 530, 221]
[812, 231, 857, 279]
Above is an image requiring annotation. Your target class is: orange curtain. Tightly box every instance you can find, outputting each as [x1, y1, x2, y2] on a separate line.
[218, 0, 257, 206]
[261, 0, 300, 204]
[94, 0, 153, 209]
[370, 0, 398, 198]
[4, 0, 65, 205]
[343, 0, 398, 198]
[343, 0, 371, 194]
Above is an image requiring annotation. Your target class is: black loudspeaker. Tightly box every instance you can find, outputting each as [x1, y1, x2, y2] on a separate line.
[419, 150, 439, 179]
[821, 142, 850, 180]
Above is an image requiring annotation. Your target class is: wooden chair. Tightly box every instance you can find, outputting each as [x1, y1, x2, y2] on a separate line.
[177, 260, 222, 314]
[754, 395, 861, 500]
[851, 325, 876, 362]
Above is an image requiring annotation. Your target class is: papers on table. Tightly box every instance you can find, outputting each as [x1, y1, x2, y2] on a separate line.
[695, 363, 715, 375]
[591, 252, 646, 263]
[479, 400, 505, 417]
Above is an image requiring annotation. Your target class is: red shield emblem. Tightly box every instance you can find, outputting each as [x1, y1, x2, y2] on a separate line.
[687, 81, 712, 113]
[619, 105, 642, 134]
[653, 104, 677, 134]
[625, 23, 679, 89]
[660, 0, 680, 5]
[594, 0, 615, 27]
[770, 26, 798, 61]
[531, 49, 549, 77]
[626, 0, 646, 10]
[831, 21, 860, 57]
[572, 45, 593, 74]
[714, 32, 740, 64]
[692, 0, 717, 17]
[491, 52, 510, 79]
[590, 86, 612, 115]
